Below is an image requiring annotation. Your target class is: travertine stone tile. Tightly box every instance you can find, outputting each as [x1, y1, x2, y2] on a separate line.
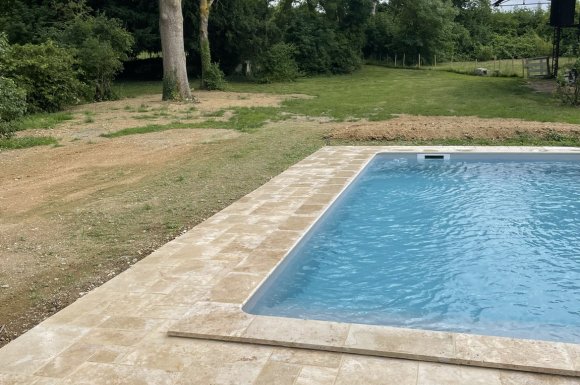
[31, 377, 63, 385]
[257, 230, 302, 250]
[253, 361, 302, 385]
[0, 373, 42, 385]
[294, 366, 339, 385]
[60, 363, 178, 385]
[140, 305, 192, 320]
[169, 302, 254, 338]
[454, 334, 575, 375]
[34, 343, 98, 378]
[269, 347, 342, 368]
[499, 370, 580, 385]
[334, 355, 419, 385]
[97, 316, 162, 331]
[157, 284, 211, 306]
[210, 272, 264, 303]
[233, 251, 283, 274]
[295, 204, 326, 215]
[87, 346, 132, 364]
[278, 216, 317, 231]
[417, 362, 502, 385]
[79, 329, 148, 347]
[344, 324, 455, 360]
[0, 325, 89, 374]
[242, 317, 349, 347]
[175, 360, 266, 385]
[567, 344, 580, 372]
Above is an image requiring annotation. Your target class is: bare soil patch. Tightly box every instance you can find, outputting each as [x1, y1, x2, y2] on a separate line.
[327, 114, 580, 141]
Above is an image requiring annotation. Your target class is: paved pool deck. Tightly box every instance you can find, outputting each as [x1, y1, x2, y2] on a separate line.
[1, 146, 579, 385]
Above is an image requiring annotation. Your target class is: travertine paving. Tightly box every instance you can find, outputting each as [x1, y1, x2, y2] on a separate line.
[1, 146, 579, 384]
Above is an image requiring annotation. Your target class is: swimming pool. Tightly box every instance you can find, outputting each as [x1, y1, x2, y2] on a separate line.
[244, 153, 580, 343]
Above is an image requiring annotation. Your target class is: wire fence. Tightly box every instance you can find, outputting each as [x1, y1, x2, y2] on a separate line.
[369, 55, 578, 78]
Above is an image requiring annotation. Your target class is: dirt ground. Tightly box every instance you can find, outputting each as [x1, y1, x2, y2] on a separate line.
[2, 89, 580, 347]
[327, 114, 580, 141]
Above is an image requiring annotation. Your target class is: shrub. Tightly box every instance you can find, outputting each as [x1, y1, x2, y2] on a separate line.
[0, 77, 27, 138]
[1, 41, 85, 112]
[203, 63, 227, 91]
[58, 14, 134, 101]
[556, 58, 580, 107]
[257, 43, 300, 83]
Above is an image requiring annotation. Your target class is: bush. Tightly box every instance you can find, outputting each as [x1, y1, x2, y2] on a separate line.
[58, 14, 134, 101]
[257, 43, 300, 83]
[1, 41, 85, 112]
[556, 58, 580, 106]
[203, 63, 227, 91]
[0, 77, 27, 138]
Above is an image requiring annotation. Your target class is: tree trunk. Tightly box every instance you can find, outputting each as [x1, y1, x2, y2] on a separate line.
[159, 0, 192, 100]
[199, 0, 214, 89]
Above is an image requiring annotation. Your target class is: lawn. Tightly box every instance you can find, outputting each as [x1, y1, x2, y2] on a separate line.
[114, 65, 580, 126]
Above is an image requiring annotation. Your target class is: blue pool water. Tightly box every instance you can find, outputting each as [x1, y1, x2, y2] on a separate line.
[244, 153, 580, 343]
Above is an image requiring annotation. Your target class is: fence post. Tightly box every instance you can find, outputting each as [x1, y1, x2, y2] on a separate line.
[418, 53, 421, 68]
[434, 55, 437, 68]
[395, 54, 397, 67]
[403, 53, 406, 67]
[522, 59, 526, 78]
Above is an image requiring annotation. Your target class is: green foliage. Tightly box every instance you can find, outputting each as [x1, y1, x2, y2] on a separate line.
[277, 5, 366, 75]
[0, 77, 27, 138]
[257, 43, 300, 83]
[0, 40, 85, 112]
[556, 58, 580, 106]
[59, 14, 134, 101]
[0, 136, 58, 150]
[204, 63, 227, 91]
[162, 73, 180, 101]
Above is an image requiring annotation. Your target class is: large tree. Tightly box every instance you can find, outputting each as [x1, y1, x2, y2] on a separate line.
[199, 0, 214, 88]
[159, 0, 192, 100]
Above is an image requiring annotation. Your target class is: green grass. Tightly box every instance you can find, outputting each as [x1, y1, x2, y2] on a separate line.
[0, 136, 58, 150]
[428, 57, 577, 78]
[227, 65, 580, 124]
[101, 107, 284, 138]
[14, 112, 74, 131]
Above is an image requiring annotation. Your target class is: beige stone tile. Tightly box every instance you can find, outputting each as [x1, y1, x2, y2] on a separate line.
[97, 316, 162, 331]
[0, 373, 43, 385]
[269, 347, 342, 368]
[334, 355, 419, 385]
[253, 361, 302, 385]
[140, 305, 192, 320]
[258, 230, 302, 250]
[278, 216, 317, 231]
[31, 378, 63, 385]
[168, 302, 254, 338]
[60, 362, 178, 385]
[567, 344, 580, 372]
[242, 316, 349, 347]
[79, 329, 148, 347]
[344, 324, 455, 360]
[454, 334, 575, 374]
[0, 325, 89, 374]
[499, 371, 580, 385]
[295, 366, 339, 385]
[210, 272, 264, 303]
[417, 362, 501, 385]
[295, 204, 325, 215]
[233, 250, 284, 274]
[161, 283, 212, 306]
[34, 343, 99, 378]
[87, 346, 132, 364]
[176, 360, 266, 385]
